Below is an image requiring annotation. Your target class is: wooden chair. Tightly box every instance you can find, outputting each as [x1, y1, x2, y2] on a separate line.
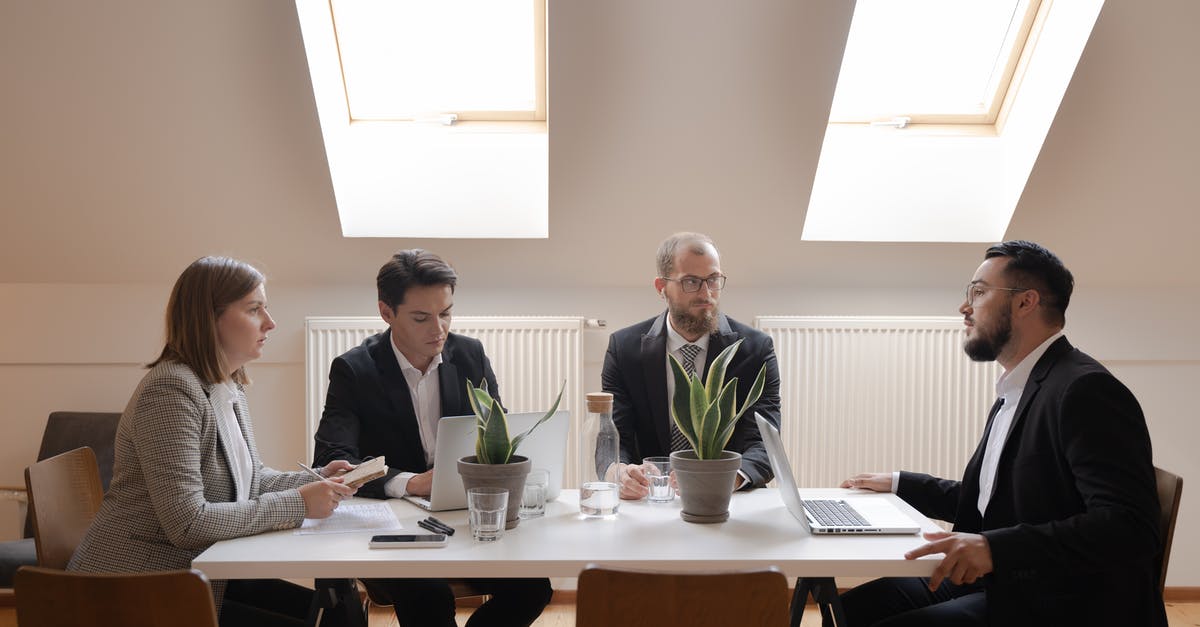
[0, 411, 119, 592]
[25, 447, 104, 569]
[576, 565, 790, 627]
[1154, 466, 1183, 595]
[15, 566, 218, 627]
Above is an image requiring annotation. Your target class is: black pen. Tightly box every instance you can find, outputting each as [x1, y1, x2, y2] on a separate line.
[425, 517, 456, 536]
[417, 520, 443, 535]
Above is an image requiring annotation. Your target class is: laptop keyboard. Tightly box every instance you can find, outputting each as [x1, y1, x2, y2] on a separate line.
[803, 499, 870, 527]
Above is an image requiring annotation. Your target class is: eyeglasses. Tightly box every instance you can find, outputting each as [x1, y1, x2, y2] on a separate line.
[964, 283, 1029, 306]
[662, 275, 727, 293]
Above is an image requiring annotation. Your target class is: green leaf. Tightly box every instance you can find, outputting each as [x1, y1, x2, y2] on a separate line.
[729, 364, 767, 426]
[688, 369, 707, 450]
[704, 339, 741, 402]
[511, 380, 566, 454]
[697, 394, 723, 458]
[712, 380, 741, 455]
[479, 397, 512, 464]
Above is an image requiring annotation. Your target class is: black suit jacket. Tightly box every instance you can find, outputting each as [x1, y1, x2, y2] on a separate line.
[898, 337, 1165, 626]
[601, 312, 781, 488]
[313, 330, 500, 499]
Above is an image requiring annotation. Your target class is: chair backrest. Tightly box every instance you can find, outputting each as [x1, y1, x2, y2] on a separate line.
[21, 411, 120, 538]
[15, 566, 218, 627]
[1154, 466, 1183, 595]
[576, 566, 790, 627]
[25, 447, 104, 569]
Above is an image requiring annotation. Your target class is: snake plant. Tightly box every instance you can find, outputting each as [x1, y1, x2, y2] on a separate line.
[669, 338, 766, 459]
[466, 379, 565, 464]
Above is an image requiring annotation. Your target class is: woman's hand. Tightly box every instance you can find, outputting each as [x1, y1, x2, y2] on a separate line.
[319, 460, 356, 478]
[840, 472, 893, 493]
[299, 477, 356, 519]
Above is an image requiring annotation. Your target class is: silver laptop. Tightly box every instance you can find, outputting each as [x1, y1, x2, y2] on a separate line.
[755, 413, 920, 535]
[403, 410, 570, 511]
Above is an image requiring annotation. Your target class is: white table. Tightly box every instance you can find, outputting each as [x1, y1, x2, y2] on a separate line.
[193, 488, 941, 580]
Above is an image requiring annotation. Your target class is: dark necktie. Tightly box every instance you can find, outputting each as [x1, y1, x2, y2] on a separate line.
[670, 344, 702, 452]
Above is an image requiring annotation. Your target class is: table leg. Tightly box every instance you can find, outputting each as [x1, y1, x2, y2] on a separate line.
[791, 577, 849, 627]
[308, 578, 367, 627]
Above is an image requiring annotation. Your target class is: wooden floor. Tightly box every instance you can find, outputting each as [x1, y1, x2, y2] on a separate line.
[2, 597, 1198, 626]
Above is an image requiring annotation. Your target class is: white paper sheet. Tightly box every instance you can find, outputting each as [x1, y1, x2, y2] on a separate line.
[295, 502, 403, 535]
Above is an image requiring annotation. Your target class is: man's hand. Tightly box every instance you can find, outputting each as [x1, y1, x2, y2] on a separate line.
[618, 463, 650, 500]
[404, 470, 434, 497]
[840, 473, 892, 493]
[906, 530, 994, 590]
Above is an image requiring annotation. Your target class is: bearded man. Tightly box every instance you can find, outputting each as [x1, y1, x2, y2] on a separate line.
[601, 232, 781, 500]
[838, 240, 1166, 627]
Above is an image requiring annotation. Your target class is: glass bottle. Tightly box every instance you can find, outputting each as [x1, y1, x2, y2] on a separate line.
[580, 392, 620, 517]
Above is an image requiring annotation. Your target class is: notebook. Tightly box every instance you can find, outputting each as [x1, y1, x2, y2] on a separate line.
[755, 413, 921, 535]
[403, 410, 571, 511]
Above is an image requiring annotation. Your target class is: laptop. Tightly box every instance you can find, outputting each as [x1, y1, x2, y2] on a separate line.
[403, 410, 570, 511]
[755, 413, 921, 535]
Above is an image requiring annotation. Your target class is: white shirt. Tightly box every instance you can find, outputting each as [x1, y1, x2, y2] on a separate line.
[210, 380, 253, 502]
[383, 341, 443, 498]
[977, 330, 1064, 515]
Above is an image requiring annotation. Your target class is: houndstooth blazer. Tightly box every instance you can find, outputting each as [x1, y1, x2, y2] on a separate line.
[68, 361, 312, 609]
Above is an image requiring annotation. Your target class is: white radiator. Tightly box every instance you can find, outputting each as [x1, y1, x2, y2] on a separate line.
[305, 316, 586, 487]
[754, 316, 1002, 489]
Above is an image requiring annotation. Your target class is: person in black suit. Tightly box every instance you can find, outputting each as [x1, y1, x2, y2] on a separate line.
[601, 232, 781, 499]
[313, 249, 552, 627]
[838, 241, 1166, 626]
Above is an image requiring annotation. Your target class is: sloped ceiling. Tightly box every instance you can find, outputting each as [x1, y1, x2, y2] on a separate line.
[0, 0, 1195, 289]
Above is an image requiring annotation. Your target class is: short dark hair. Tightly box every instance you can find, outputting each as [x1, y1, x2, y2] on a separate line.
[377, 249, 457, 309]
[150, 256, 264, 385]
[984, 240, 1073, 326]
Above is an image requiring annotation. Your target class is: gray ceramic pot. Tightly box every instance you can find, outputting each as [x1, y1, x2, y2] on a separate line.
[457, 455, 531, 530]
[669, 450, 742, 523]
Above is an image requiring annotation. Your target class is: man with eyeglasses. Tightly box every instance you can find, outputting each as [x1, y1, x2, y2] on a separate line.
[838, 240, 1165, 626]
[601, 232, 781, 500]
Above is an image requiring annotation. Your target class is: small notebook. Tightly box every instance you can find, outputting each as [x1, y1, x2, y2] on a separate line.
[336, 456, 388, 488]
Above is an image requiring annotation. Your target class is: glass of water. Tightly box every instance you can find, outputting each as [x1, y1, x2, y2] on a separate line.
[467, 487, 508, 542]
[579, 481, 620, 518]
[642, 456, 674, 502]
[519, 468, 550, 519]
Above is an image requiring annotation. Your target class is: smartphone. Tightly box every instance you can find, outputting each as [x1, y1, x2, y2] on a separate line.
[369, 533, 448, 549]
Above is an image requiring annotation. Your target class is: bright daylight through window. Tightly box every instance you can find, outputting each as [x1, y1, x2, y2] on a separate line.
[332, 0, 545, 123]
[829, 0, 1038, 126]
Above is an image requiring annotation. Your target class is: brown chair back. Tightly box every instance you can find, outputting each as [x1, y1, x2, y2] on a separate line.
[576, 566, 790, 627]
[25, 447, 104, 569]
[15, 566, 218, 627]
[1154, 466, 1183, 595]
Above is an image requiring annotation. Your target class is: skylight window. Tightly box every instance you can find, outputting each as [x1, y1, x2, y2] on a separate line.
[829, 0, 1039, 125]
[331, 0, 545, 122]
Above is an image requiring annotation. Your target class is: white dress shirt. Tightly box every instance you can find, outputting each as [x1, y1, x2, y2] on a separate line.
[383, 341, 443, 498]
[977, 330, 1063, 515]
[210, 380, 253, 502]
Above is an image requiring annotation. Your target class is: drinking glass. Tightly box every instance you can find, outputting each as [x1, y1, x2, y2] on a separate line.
[643, 456, 674, 502]
[467, 487, 508, 542]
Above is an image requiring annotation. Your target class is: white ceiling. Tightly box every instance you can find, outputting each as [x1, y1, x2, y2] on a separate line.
[1, 0, 1196, 290]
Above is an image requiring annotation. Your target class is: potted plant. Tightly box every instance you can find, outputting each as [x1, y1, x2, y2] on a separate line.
[668, 338, 766, 523]
[457, 379, 565, 529]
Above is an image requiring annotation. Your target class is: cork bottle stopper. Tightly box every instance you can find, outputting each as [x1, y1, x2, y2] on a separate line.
[586, 392, 613, 413]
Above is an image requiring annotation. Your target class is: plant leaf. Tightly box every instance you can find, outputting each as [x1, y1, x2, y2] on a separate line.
[704, 339, 741, 402]
[480, 397, 512, 464]
[688, 368, 707, 451]
[708, 378, 738, 453]
[729, 363, 768, 426]
[511, 379, 566, 454]
[698, 393, 724, 458]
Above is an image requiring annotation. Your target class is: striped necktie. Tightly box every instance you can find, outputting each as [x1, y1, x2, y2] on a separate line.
[670, 344, 702, 452]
